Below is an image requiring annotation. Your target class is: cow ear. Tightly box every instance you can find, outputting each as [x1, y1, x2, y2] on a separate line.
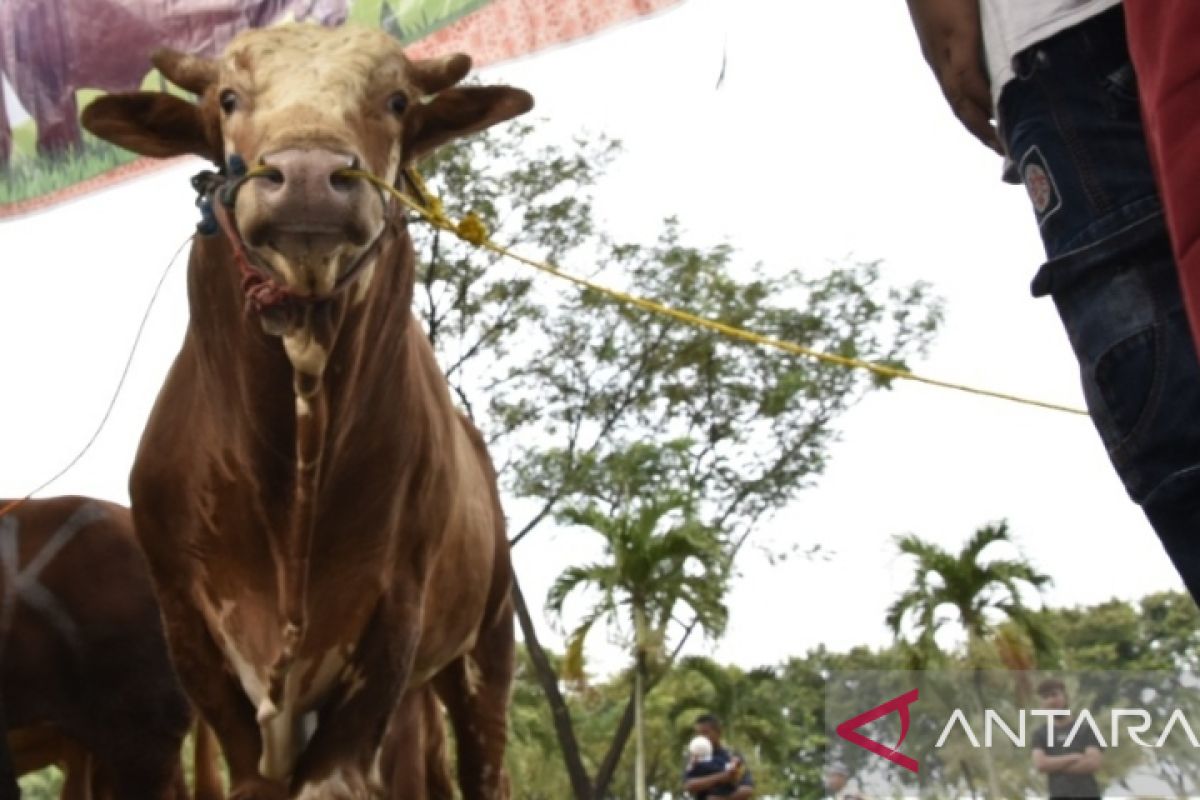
[402, 86, 533, 164]
[82, 92, 220, 162]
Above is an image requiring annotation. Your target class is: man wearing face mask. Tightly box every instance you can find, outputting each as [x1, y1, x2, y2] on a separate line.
[905, 0, 1200, 604]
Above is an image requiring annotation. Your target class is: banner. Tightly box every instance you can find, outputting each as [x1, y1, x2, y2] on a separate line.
[0, 0, 683, 219]
[825, 670, 1200, 798]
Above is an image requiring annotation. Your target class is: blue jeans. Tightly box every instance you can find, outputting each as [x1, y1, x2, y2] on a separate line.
[999, 7, 1200, 599]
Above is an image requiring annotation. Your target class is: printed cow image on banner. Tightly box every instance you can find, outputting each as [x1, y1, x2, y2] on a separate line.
[0, 0, 683, 219]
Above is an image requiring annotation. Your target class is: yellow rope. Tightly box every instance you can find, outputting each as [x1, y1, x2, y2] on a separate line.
[336, 167, 1089, 417]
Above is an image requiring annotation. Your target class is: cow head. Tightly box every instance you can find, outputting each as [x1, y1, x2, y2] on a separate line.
[82, 24, 532, 298]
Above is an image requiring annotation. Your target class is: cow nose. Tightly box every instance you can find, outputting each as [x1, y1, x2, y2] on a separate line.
[254, 149, 362, 231]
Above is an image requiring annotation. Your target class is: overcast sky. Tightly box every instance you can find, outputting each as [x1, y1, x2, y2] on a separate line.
[0, 0, 1184, 679]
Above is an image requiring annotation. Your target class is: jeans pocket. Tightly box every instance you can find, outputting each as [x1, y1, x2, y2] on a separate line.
[1085, 325, 1159, 453]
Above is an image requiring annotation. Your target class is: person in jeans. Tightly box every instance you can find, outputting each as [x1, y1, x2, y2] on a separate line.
[905, 0, 1200, 602]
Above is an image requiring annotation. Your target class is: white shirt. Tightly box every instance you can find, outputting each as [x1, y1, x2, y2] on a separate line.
[980, 0, 1123, 106]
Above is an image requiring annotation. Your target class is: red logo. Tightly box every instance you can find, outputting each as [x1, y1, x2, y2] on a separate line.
[835, 688, 920, 773]
[1025, 164, 1053, 213]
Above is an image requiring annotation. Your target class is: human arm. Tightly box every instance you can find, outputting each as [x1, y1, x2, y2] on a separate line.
[1061, 746, 1102, 774]
[684, 762, 739, 793]
[1032, 747, 1085, 774]
[903, 0, 1001, 152]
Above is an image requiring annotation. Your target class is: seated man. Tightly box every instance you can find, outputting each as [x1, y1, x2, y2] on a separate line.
[682, 714, 754, 799]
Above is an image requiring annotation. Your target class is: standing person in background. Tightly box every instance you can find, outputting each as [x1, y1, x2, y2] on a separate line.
[682, 714, 754, 799]
[905, 0, 1200, 603]
[684, 735, 733, 799]
[1031, 679, 1104, 799]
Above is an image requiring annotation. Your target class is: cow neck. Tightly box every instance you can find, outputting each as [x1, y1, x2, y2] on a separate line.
[188, 219, 420, 695]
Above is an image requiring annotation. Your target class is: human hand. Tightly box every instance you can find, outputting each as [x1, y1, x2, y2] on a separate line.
[905, 0, 1001, 152]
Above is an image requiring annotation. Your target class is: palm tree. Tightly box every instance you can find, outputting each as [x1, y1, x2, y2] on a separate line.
[886, 521, 1053, 656]
[546, 442, 730, 800]
[886, 520, 1053, 799]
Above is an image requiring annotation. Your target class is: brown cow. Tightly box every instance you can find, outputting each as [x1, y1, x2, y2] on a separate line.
[0, 701, 15, 800]
[11, 726, 100, 799]
[9, 720, 225, 800]
[80, 24, 530, 800]
[0, 496, 195, 799]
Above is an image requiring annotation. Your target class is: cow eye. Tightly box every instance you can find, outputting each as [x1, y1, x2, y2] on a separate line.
[219, 90, 239, 115]
[387, 92, 409, 115]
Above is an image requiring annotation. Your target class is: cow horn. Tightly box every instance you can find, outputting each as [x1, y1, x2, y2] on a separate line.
[409, 53, 472, 95]
[152, 48, 218, 94]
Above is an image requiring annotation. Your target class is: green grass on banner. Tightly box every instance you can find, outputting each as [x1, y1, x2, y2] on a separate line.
[1, 75, 194, 208]
[373, 0, 493, 42]
[0, 134, 139, 207]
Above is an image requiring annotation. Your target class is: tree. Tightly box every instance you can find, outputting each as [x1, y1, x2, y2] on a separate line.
[506, 646, 578, 800]
[16, 771, 62, 800]
[406, 120, 944, 799]
[505, 231, 941, 799]
[503, 590, 1200, 798]
[886, 521, 1053, 660]
[1041, 592, 1200, 796]
[545, 441, 730, 800]
[886, 521, 1053, 799]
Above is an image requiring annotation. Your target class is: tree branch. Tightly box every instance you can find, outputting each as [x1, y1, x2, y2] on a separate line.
[591, 616, 701, 797]
[511, 574, 594, 800]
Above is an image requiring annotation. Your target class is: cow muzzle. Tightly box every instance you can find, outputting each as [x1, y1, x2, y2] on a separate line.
[236, 148, 385, 294]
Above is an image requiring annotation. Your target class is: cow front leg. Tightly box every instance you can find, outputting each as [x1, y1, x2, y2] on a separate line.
[56, 740, 91, 800]
[379, 686, 454, 800]
[153, 590, 286, 800]
[0, 701, 17, 800]
[290, 602, 414, 799]
[434, 605, 515, 800]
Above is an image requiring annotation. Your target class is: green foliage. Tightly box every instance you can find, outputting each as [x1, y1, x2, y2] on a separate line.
[504, 591, 1200, 799]
[0, 134, 138, 207]
[17, 767, 63, 800]
[545, 440, 732, 674]
[411, 117, 942, 799]
[1, 81, 187, 207]
[886, 521, 1054, 668]
[411, 119, 619, 432]
[503, 238, 942, 532]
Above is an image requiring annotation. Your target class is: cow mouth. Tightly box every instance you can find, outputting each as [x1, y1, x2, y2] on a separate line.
[242, 214, 375, 283]
[245, 216, 374, 249]
[238, 218, 387, 302]
[268, 222, 347, 236]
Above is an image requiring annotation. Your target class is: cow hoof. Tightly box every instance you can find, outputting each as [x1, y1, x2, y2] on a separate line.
[229, 777, 289, 800]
